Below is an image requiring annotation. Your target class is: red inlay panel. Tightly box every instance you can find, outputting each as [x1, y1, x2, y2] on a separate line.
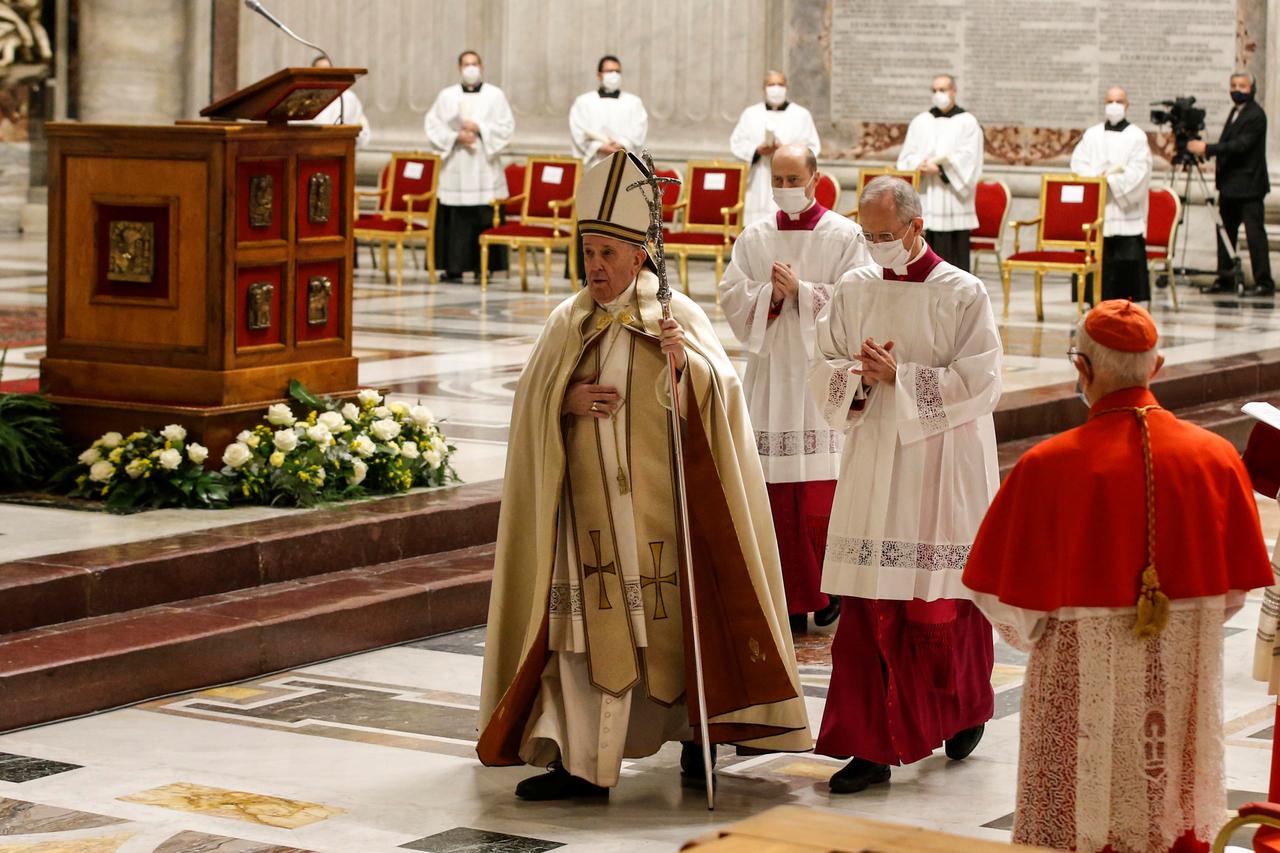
[296, 260, 342, 342]
[237, 159, 286, 244]
[296, 158, 343, 240]
[93, 203, 171, 302]
[235, 265, 284, 349]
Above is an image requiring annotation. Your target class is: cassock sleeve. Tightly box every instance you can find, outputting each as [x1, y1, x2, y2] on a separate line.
[1069, 130, 1101, 177]
[894, 281, 1001, 445]
[796, 228, 869, 359]
[800, 109, 821, 157]
[718, 234, 773, 354]
[968, 591, 1046, 651]
[476, 92, 516, 159]
[614, 96, 648, 152]
[1105, 131, 1152, 206]
[809, 275, 869, 430]
[568, 96, 596, 163]
[938, 115, 984, 197]
[729, 107, 761, 163]
[896, 115, 929, 170]
[424, 91, 459, 155]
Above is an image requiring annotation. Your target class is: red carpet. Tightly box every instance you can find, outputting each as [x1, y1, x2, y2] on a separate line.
[0, 378, 38, 393]
[0, 307, 44, 348]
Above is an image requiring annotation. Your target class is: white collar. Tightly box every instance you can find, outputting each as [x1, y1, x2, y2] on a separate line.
[600, 279, 637, 315]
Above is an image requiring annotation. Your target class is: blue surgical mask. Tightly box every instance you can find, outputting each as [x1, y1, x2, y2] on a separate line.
[1076, 381, 1089, 407]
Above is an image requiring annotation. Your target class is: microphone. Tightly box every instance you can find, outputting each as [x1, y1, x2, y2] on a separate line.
[243, 0, 344, 124]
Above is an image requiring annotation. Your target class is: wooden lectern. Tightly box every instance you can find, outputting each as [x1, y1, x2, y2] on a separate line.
[42, 67, 366, 452]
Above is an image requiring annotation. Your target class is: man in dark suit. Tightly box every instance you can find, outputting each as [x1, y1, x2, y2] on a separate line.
[1188, 72, 1273, 295]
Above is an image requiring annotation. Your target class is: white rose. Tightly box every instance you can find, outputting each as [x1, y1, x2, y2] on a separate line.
[349, 458, 368, 485]
[318, 411, 345, 431]
[409, 405, 434, 428]
[89, 460, 116, 482]
[388, 401, 408, 417]
[158, 448, 182, 470]
[341, 402, 361, 422]
[237, 430, 253, 443]
[431, 436, 447, 455]
[401, 441, 420, 460]
[372, 405, 391, 419]
[99, 431, 123, 449]
[266, 403, 296, 426]
[222, 442, 253, 468]
[160, 424, 186, 442]
[371, 419, 401, 441]
[351, 434, 376, 457]
[357, 388, 382, 407]
[273, 429, 299, 452]
[314, 468, 326, 484]
[78, 447, 101, 466]
[125, 458, 148, 479]
[306, 424, 332, 445]
[186, 443, 209, 464]
[425, 449, 442, 468]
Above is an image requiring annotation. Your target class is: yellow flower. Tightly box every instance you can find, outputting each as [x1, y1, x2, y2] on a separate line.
[269, 451, 285, 468]
[299, 471, 309, 482]
[242, 483, 250, 496]
[108, 448, 123, 463]
[307, 410, 318, 425]
[128, 431, 147, 441]
[100, 486, 109, 496]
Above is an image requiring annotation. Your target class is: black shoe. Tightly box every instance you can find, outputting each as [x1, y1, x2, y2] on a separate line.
[944, 724, 985, 760]
[1250, 284, 1276, 297]
[813, 597, 841, 628]
[789, 613, 808, 633]
[828, 757, 891, 794]
[680, 741, 718, 781]
[514, 762, 609, 800]
[1204, 281, 1236, 294]
[440, 273, 463, 283]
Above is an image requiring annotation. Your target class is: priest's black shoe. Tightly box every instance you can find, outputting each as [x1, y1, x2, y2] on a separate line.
[813, 597, 841, 628]
[828, 757, 890, 794]
[514, 762, 609, 800]
[944, 723, 985, 760]
[680, 741, 718, 782]
[789, 613, 808, 633]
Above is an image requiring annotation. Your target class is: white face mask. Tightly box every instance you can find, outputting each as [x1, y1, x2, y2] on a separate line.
[772, 182, 812, 215]
[866, 227, 914, 272]
[460, 65, 482, 86]
[601, 71, 622, 92]
[765, 85, 787, 107]
[1104, 102, 1126, 124]
[931, 90, 952, 111]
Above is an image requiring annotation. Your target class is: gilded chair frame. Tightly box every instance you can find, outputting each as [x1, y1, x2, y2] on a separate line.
[971, 179, 1012, 276]
[848, 167, 921, 221]
[1211, 805, 1280, 852]
[479, 155, 581, 294]
[1146, 186, 1183, 311]
[662, 159, 748, 302]
[1000, 173, 1107, 322]
[353, 151, 440, 288]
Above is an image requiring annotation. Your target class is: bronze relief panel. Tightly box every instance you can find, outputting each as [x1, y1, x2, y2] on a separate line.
[247, 282, 274, 331]
[248, 174, 273, 228]
[307, 276, 332, 326]
[106, 220, 155, 283]
[308, 173, 332, 224]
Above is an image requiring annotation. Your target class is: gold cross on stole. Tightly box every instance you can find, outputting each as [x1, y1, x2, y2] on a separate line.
[582, 529, 618, 610]
[640, 541, 678, 620]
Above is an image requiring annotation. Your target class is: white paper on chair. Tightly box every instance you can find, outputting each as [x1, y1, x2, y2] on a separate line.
[1243, 401, 1280, 431]
[1060, 185, 1085, 204]
[541, 165, 565, 185]
[703, 172, 727, 191]
[402, 161, 425, 180]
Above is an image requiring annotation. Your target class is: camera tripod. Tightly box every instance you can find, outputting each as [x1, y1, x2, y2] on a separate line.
[1165, 155, 1245, 294]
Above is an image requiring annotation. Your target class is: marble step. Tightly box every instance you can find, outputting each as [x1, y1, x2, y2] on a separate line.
[0, 543, 494, 733]
[0, 480, 501, 636]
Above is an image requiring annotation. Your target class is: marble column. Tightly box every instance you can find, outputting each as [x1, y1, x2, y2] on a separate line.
[77, 0, 191, 123]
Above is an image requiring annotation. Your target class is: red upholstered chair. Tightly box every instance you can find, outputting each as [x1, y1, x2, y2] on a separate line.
[487, 161, 536, 279]
[1001, 174, 1107, 322]
[850, 166, 919, 221]
[354, 152, 440, 287]
[662, 160, 747, 302]
[656, 166, 681, 224]
[814, 171, 841, 213]
[1146, 186, 1183, 310]
[479, 155, 580, 294]
[971, 180, 1011, 276]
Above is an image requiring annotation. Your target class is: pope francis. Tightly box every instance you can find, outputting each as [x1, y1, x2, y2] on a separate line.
[476, 150, 811, 800]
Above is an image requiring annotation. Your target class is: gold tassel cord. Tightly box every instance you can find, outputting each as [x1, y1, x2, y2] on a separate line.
[1098, 405, 1169, 638]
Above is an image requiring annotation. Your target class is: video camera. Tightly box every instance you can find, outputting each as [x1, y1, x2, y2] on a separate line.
[1150, 96, 1207, 166]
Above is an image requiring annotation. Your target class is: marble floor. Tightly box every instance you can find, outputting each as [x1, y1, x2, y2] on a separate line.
[3, 233, 1280, 559]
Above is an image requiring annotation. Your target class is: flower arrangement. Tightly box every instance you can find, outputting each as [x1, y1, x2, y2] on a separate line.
[218, 383, 457, 507]
[67, 424, 226, 511]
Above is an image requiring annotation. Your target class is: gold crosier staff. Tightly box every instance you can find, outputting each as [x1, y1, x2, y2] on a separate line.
[625, 151, 715, 809]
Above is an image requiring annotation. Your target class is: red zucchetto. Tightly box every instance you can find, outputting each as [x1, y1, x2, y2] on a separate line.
[1083, 299, 1159, 352]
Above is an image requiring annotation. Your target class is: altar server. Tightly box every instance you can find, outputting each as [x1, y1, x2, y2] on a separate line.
[729, 71, 822, 226]
[569, 55, 648, 169]
[307, 55, 371, 148]
[897, 74, 984, 271]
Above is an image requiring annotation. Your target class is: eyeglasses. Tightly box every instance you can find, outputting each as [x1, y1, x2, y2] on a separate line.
[1066, 347, 1091, 368]
[862, 223, 913, 244]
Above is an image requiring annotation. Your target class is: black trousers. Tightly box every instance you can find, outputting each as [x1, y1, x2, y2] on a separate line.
[435, 204, 507, 277]
[1073, 235, 1149, 304]
[926, 229, 970, 272]
[1217, 195, 1274, 291]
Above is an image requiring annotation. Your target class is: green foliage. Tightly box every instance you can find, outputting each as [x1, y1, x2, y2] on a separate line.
[0, 348, 68, 491]
[66, 426, 228, 513]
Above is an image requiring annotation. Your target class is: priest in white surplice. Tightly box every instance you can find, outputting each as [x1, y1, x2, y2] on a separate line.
[729, 71, 822, 226]
[1069, 86, 1153, 303]
[306, 56, 371, 148]
[569, 55, 648, 170]
[424, 50, 515, 282]
[809, 176, 1001, 794]
[720, 144, 867, 633]
[897, 74, 984, 272]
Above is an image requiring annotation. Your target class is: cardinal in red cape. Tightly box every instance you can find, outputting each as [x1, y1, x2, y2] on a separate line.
[963, 299, 1271, 853]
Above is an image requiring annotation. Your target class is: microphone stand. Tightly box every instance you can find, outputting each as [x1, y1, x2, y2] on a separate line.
[243, 0, 344, 125]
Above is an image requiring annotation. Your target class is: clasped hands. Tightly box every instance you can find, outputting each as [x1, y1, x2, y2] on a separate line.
[853, 337, 896, 386]
[457, 119, 480, 146]
[771, 262, 799, 304]
[562, 319, 689, 418]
